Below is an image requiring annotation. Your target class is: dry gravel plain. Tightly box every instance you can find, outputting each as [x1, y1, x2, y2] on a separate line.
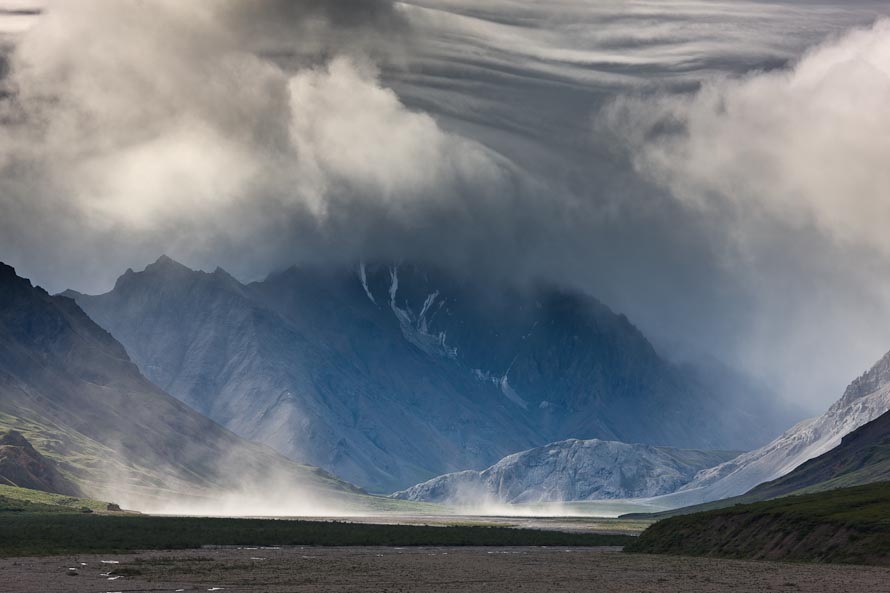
[3, 546, 890, 593]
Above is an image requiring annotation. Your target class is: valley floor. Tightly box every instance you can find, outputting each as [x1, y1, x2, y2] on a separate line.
[4, 547, 890, 593]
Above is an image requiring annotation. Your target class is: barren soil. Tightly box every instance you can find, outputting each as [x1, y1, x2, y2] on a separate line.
[4, 546, 890, 593]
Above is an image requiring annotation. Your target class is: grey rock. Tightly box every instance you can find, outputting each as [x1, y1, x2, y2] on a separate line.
[393, 438, 740, 503]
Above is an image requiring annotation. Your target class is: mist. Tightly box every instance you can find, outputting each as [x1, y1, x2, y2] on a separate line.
[1, 0, 890, 411]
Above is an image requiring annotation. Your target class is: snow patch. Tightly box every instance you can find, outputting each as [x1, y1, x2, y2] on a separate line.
[472, 368, 528, 409]
[387, 266, 458, 359]
[358, 262, 376, 305]
[500, 375, 528, 410]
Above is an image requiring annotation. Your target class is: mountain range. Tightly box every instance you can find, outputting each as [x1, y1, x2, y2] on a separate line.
[0, 261, 365, 511]
[5, 253, 887, 516]
[66, 256, 792, 492]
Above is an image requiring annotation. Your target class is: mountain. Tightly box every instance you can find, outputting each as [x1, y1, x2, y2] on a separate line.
[392, 438, 740, 504]
[747, 408, 890, 499]
[67, 257, 791, 492]
[0, 430, 81, 497]
[0, 261, 363, 511]
[651, 349, 890, 507]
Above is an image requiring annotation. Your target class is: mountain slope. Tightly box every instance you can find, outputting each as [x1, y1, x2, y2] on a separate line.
[747, 408, 890, 499]
[0, 261, 363, 512]
[650, 349, 890, 507]
[68, 257, 791, 492]
[392, 438, 739, 504]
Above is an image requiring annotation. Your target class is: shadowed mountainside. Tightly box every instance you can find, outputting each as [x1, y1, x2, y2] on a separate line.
[67, 257, 792, 492]
[0, 261, 364, 510]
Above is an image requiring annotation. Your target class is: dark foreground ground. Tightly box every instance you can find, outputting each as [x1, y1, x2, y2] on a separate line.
[4, 546, 890, 593]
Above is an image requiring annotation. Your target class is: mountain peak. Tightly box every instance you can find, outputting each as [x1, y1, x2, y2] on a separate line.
[0, 262, 43, 307]
[146, 255, 192, 273]
[0, 430, 30, 448]
[838, 349, 890, 405]
[0, 262, 28, 287]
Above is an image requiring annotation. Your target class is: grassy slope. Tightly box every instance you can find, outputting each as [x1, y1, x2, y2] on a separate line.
[626, 481, 890, 565]
[0, 484, 114, 512]
[0, 411, 117, 490]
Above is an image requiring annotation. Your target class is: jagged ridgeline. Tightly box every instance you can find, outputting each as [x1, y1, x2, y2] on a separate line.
[67, 257, 792, 492]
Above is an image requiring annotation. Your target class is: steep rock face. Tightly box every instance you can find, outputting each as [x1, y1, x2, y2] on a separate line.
[0, 261, 359, 508]
[69, 257, 791, 492]
[0, 430, 82, 496]
[392, 439, 740, 503]
[655, 350, 890, 506]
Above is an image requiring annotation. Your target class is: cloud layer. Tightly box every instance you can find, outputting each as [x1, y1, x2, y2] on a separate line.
[1, 0, 889, 410]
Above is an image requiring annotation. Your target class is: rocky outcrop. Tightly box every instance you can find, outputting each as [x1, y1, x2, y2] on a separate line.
[0, 431, 82, 496]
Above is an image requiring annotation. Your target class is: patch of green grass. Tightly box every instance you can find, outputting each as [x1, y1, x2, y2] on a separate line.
[0, 513, 634, 557]
[0, 484, 113, 513]
[0, 411, 117, 483]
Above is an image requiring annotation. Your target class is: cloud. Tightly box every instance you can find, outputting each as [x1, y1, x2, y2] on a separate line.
[606, 19, 890, 257]
[600, 18, 890, 405]
[1, 0, 890, 411]
[287, 56, 507, 217]
[0, 0, 513, 284]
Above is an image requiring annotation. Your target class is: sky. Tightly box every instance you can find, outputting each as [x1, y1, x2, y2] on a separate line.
[1, 0, 889, 412]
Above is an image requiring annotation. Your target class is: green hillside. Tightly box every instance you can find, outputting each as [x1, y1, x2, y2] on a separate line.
[627, 481, 890, 566]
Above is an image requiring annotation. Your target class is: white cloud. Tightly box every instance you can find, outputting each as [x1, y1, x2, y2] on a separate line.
[609, 19, 890, 256]
[600, 17, 890, 405]
[288, 57, 505, 217]
[0, 0, 505, 265]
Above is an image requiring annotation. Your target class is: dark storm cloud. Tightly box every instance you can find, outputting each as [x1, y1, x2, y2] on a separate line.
[226, 0, 402, 29]
[1, 0, 890, 410]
